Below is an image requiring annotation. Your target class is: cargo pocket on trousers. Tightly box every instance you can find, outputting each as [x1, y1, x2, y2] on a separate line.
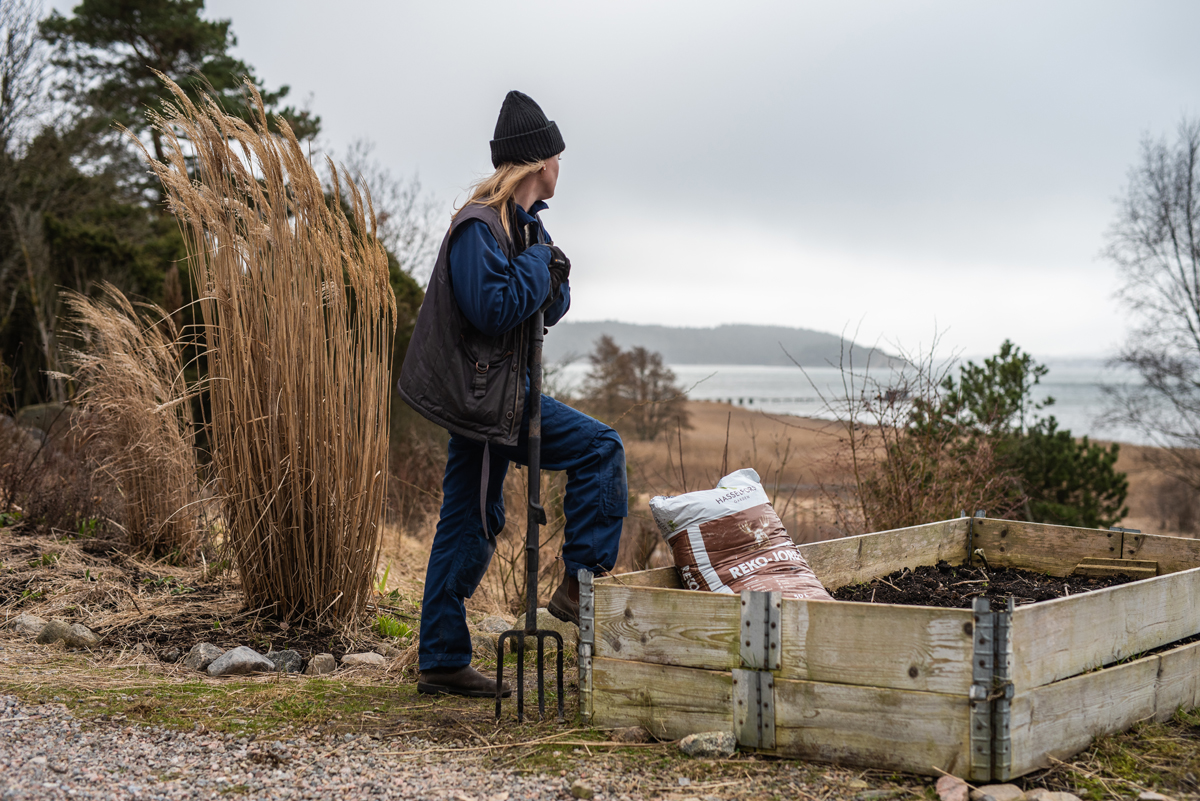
[602, 442, 629, 519]
[452, 533, 497, 600]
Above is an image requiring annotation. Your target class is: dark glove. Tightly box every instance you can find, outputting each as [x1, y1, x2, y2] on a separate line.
[547, 244, 571, 300]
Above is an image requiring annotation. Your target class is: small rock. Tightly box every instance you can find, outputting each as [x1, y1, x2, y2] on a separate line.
[341, 651, 386, 667]
[305, 653, 336, 675]
[1139, 793, 1178, 801]
[182, 643, 225, 672]
[374, 643, 402, 658]
[1024, 791, 1051, 801]
[846, 779, 870, 790]
[513, 608, 578, 647]
[265, 649, 303, 673]
[971, 785, 1025, 801]
[206, 646, 275, 677]
[66, 623, 99, 648]
[1033, 794, 1082, 801]
[161, 648, 181, 664]
[27, 756, 47, 767]
[609, 726, 652, 744]
[478, 615, 514, 634]
[936, 775, 969, 801]
[9, 613, 47, 638]
[471, 631, 498, 658]
[570, 780, 594, 800]
[35, 619, 73, 646]
[678, 730, 736, 758]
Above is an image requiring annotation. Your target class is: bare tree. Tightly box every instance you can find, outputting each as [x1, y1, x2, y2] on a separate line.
[339, 138, 442, 282]
[582, 335, 690, 441]
[0, 0, 46, 157]
[1104, 119, 1200, 487]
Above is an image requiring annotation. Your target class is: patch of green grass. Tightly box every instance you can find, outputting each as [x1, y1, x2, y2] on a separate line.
[373, 614, 411, 640]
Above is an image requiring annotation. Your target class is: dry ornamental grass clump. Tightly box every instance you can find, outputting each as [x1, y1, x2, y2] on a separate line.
[135, 76, 396, 623]
[62, 284, 202, 558]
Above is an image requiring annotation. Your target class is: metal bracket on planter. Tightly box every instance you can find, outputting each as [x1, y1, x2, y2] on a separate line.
[969, 596, 994, 782]
[969, 595, 1014, 782]
[992, 596, 1014, 781]
[733, 669, 776, 749]
[739, 590, 782, 671]
[578, 569, 595, 724]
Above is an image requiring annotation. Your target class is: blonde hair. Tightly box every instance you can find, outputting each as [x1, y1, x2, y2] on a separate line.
[455, 160, 545, 236]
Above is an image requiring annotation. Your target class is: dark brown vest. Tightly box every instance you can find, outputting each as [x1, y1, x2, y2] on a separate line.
[398, 204, 529, 446]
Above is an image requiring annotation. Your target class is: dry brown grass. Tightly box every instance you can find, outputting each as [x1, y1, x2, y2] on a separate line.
[135, 77, 396, 623]
[61, 284, 204, 559]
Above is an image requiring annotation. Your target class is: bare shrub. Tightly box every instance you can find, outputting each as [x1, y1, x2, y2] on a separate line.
[810, 340, 1024, 535]
[1153, 473, 1200, 534]
[138, 78, 396, 623]
[61, 284, 203, 558]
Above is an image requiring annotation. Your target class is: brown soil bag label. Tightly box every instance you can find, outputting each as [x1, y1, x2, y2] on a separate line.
[651, 469, 832, 600]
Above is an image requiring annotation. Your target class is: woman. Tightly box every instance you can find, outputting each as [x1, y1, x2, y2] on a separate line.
[399, 90, 627, 698]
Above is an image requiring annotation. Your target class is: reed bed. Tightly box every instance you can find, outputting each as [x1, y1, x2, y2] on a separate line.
[62, 285, 203, 559]
[136, 77, 395, 623]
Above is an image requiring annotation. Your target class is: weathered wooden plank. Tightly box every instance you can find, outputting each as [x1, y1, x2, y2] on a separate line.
[778, 599, 975, 694]
[770, 675, 971, 776]
[1154, 639, 1200, 721]
[1009, 653, 1160, 777]
[590, 656, 731, 740]
[971, 519, 1120, 576]
[596, 567, 681, 590]
[1123, 532, 1200, 575]
[594, 584, 740, 669]
[1010, 566, 1200, 691]
[798, 518, 970, 590]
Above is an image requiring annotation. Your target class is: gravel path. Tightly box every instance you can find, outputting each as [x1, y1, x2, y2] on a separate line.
[0, 694, 622, 801]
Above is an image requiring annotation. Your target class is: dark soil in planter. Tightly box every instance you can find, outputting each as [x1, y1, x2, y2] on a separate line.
[831, 560, 1142, 609]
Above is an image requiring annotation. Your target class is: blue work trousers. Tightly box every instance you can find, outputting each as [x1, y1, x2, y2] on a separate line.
[419, 395, 627, 670]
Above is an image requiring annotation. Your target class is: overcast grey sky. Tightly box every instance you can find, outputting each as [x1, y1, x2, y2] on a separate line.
[84, 1, 1200, 358]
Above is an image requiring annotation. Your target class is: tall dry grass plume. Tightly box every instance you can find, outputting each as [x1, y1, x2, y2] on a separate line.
[62, 284, 202, 557]
[136, 77, 396, 623]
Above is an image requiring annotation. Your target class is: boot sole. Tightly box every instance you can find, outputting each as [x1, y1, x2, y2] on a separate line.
[417, 681, 511, 698]
[546, 602, 579, 627]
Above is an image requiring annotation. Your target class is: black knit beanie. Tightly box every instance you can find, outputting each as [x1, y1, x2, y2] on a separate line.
[490, 90, 565, 168]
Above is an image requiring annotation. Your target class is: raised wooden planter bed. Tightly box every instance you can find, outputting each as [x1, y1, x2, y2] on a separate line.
[577, 517, 1200, 781]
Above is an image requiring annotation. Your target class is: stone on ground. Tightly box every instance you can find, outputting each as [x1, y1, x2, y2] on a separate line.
[470, 631, 498, 657]
[678, 730, 736, 758]
[1033, 794, 1083, 801]
[9, 613, 46, 638]
[265, 649, 303, 673]
[513, 608, 578, 648]
[341, 652, 386, 667]
[477, 615, 514, 634]
[182, 642, 225, 671]
[609, 726, 652, 743]
[160, 648, 181, 664]
[374, 643, 402, 658]
[570, 779, 594, 799]
[34, 619, 96, 648]
[971, 785, 1025, 801]
[1138, 793, 1178, 801]
[936, 775, 969, 801]
[305, 653, 336, 675]
[66, 624, 99, 648]
[206, 646, 275, 677]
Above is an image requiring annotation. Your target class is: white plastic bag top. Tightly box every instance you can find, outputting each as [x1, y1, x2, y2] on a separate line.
[649, 468, 769, 540]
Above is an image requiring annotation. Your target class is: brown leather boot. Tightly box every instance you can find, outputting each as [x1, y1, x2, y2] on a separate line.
[417, 665, 511, 698]
[548, 572, 581, 626]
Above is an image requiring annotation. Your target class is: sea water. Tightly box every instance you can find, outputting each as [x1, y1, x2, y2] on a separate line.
[554, 358, 1147, 445]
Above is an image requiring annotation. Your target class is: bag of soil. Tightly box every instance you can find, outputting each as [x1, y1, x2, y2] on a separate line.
[649, 468, 833, 600]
